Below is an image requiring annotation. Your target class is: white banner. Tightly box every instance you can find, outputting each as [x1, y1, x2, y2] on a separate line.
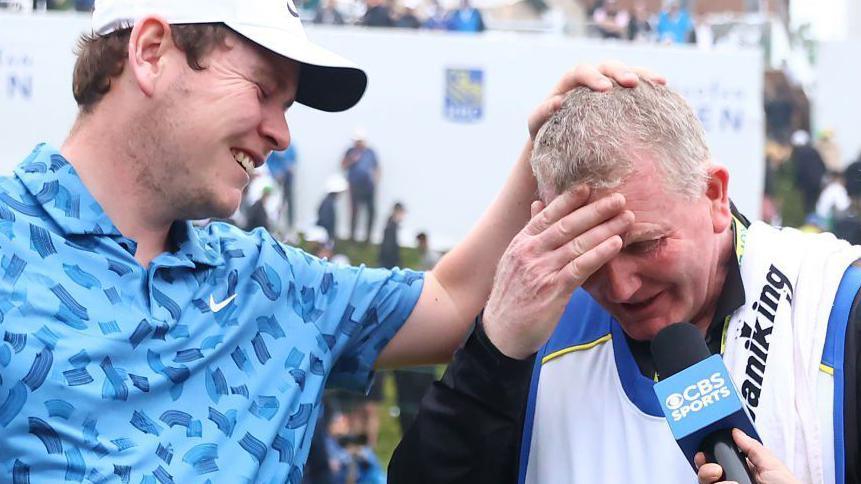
[0, 13, 763, 248]
[815, 40, 861, 169]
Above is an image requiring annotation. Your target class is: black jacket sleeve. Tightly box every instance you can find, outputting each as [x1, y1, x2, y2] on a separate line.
[844, 283, 861, 484]
[387, 318, 533, 484]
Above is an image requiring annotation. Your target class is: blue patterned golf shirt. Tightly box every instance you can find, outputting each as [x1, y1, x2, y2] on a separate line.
[0, 144, 424, 483]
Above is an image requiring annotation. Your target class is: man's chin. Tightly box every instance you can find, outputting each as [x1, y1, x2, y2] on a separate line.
[617, 318, 674, 342]
[185, 196, 240, 222]
[212, 201, 240, 220]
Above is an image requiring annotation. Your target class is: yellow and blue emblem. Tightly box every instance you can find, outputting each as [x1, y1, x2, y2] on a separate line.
[444, 68, 483, 123]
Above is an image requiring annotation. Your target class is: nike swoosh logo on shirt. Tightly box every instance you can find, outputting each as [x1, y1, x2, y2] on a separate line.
[209, 294, 237, 313]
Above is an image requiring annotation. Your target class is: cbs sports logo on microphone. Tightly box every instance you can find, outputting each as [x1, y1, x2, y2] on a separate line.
[664, 371, 732, 422]
[653, 355, 752, 439]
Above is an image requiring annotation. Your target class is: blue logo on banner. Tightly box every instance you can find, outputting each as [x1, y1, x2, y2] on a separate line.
[0, 48, 34, 101]
[444, 68, 483, 123]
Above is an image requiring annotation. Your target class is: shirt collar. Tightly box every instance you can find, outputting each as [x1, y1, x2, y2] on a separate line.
[704, 202, 748, 352]
[15, 144, 223, 268]
[170, 221, 225, 268]
[15, 144, 122, 237]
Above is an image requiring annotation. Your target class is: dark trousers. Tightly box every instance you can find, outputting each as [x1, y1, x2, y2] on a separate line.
[394, 369, 437, 434]
[280, 174, 294, 229]
[349, 185, 375, 242]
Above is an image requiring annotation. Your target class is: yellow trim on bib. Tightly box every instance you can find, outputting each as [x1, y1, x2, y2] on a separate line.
[542, 334, 612, 365]
[819, 363, 835, 376]
[721, 215, 748, 355]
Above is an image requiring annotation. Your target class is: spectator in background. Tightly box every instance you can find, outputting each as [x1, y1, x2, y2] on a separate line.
[790, 129, 827, 217]
[313, 0, 346, 25]
[74, 0, 94, 11]
[394, 0, 422, 28]
[361, 0, 394, 27]
[265, 143, 298, 231]
[816, 170, 850, 227]
[690, 11, 713, 48]
[245, 185, 274, 231]
[656, 0, 692, 44]
[325, 410, 386, 484]
[764, 73, 795, 144]
[394, 366, 437, 437]
[423, 0, 449, 29]
[833, 156, 861, 244]
[817, 129, 844, 173]
[415, 232, 441, 270]
[341, 129, 380, 243]
[302, 406, 335, 484]
[592, 0, 629, 40]
[317, 175, 348, 244]
[627, 0, 653, 41]
[446, 0, 485, 33]
[379, 202, 405, 269]
[32, 0, 58, 9]
[845, 154, 861, 199]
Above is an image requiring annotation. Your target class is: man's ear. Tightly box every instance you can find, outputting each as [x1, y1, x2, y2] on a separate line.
[127, 16, 174, 97]
[705, 164, 731, 233]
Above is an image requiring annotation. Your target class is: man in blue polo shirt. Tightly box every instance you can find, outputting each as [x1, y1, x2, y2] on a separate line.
[0, 0, 644, 481]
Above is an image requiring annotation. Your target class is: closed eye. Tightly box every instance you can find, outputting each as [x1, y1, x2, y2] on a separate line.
[625, 238, 663, 255]
[256, 83, 270, 101]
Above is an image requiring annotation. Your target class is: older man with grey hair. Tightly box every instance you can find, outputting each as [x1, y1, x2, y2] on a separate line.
[390, 79, 861, 484]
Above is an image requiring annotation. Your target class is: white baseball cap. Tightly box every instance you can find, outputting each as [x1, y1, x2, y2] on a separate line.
[92, 0, 367, 112]
[325, 174, 348, 193]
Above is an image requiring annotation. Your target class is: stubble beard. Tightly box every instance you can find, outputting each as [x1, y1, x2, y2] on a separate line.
[127, 83, 230, 223]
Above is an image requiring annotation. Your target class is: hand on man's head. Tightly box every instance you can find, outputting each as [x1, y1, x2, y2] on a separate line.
[527, 61, 668, 140]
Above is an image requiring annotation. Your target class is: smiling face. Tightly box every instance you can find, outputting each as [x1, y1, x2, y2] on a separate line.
[572, 153, 733, 341]
[128, 28, 299, 221]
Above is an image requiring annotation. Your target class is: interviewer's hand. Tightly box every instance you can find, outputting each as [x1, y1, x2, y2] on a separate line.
[483, 186, 633, 359]
[527, 60, 668, 140]
[695, 429, 800, 484]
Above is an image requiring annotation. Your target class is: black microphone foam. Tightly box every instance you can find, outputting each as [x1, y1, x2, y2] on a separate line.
[651, 322, 710, 379]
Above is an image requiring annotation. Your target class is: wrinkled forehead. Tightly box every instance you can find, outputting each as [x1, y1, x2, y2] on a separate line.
[538, 148, 675, 204]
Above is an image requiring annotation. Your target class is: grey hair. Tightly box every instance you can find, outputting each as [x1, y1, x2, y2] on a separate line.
[531, 78, 710, 200]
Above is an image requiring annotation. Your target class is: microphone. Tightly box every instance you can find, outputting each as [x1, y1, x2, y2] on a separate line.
[650, 322, 760, 483]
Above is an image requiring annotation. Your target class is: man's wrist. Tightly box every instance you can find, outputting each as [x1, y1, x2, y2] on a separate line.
[472, 310, 537, 368]
[433, 311, 535, 419]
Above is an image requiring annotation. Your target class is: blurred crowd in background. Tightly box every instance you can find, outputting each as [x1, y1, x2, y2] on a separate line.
[1, 0, 809, 48]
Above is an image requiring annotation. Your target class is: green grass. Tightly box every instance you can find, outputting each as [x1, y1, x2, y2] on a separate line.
[328, 238, 423, 269]
[376, 372, 404, 470]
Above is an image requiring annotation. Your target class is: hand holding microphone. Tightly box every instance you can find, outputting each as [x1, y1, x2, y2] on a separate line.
[695, 429, 800, 484]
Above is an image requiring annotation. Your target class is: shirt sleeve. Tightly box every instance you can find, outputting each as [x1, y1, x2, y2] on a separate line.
[388, 317, 534, 484]
[265, 236, 424, 394]
[322, 263, 424, 393]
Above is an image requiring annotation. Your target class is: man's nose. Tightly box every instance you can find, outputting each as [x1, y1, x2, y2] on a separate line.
[261, 109, 291, 152]
[603, 256, 642, 303]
